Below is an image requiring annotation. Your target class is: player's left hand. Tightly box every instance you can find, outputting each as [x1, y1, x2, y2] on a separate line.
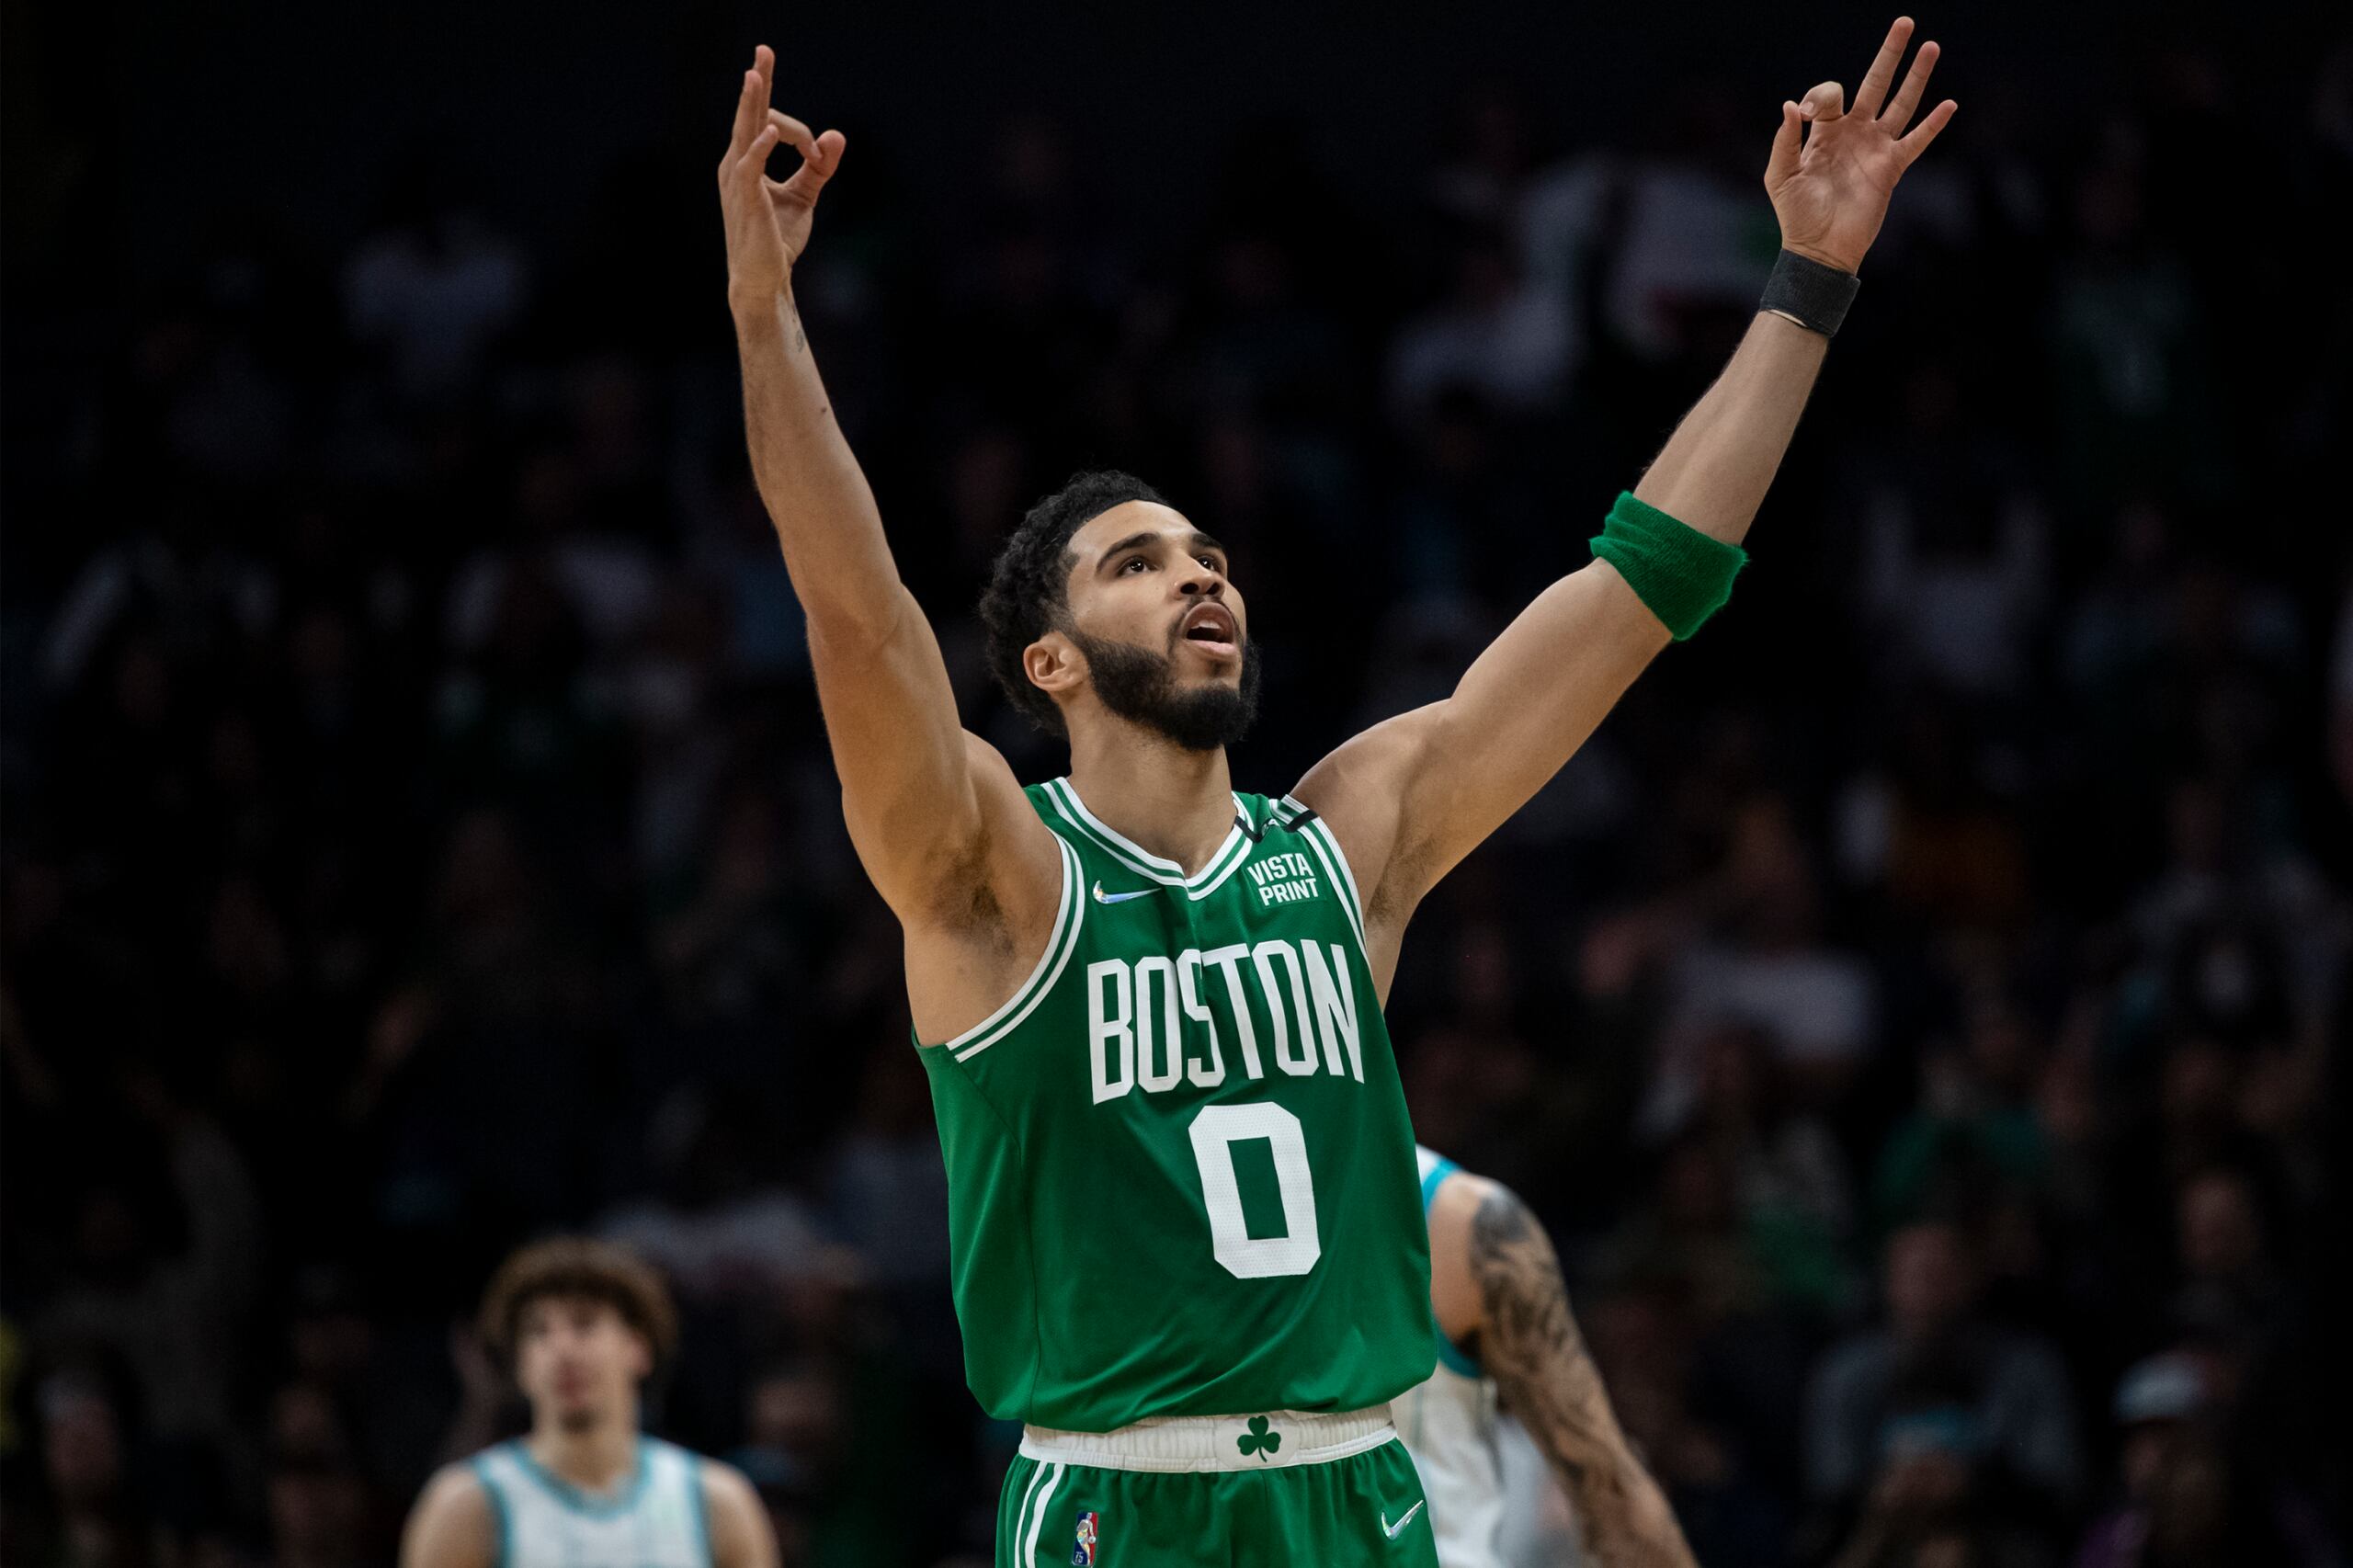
[1764, 17, 1956, 275]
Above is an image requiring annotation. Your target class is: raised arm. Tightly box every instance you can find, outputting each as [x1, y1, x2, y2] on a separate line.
[1428, 1172, 1699, 1568]
[720, 49, 1055, 943]
[1296, 19, 1954, 974]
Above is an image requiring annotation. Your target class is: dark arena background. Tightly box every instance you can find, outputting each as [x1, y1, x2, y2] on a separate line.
[5, 0, 2351, 1563]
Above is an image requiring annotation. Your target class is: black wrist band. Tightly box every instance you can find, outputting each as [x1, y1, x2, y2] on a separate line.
[1759, 249, 1860, 337]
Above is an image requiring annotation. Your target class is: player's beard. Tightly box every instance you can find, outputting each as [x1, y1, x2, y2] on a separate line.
[1073, 628, 1263, 752]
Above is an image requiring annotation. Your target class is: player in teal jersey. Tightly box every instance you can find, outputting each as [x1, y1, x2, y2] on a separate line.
[715, 23, 1954, 1563]
[400, 1240, 776, 1568]
[1401, 1148, 1696, 1568]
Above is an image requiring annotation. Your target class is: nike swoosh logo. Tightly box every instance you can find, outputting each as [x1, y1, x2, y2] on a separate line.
[1092, 881, 1154, 905]
[1381, 1501, 1424, 1539]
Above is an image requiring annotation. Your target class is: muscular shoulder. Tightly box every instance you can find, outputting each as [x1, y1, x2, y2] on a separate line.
[1428, 1170, 1568, 1348]
[401, 1465, 495, 1568]
[901, 733, 1059, 922]
[838, 722, 1050, 927]
[697, 1460, 779, 1568]
[1291, 704, 1448, 972]
[1292, 709, 1429, 895]
[900, 736, 1068, 1044]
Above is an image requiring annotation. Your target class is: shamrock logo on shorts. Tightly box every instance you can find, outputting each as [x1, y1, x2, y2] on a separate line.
[1236, 1415, 1281, 1461]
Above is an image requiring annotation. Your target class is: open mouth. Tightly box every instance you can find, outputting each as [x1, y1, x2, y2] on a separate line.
[1177, 603, 1239, 656]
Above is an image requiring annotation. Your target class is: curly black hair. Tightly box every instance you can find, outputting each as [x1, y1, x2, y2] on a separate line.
[477, 1236, 679, 1371]
[978, 469, 1170, 735]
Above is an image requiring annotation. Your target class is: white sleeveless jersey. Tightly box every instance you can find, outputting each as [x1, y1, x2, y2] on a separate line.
[471, 1437, 710, 1568]
[1393, 1147, 1509, 1568]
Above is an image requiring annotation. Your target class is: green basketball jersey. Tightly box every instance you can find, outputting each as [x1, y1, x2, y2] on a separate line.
[918, 778, 1436, 1433]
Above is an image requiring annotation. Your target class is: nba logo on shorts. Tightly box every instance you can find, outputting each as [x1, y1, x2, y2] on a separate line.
[1071, 1509, 1099, 1565]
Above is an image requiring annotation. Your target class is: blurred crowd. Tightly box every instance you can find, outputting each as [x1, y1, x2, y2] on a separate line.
[6, 28, 2353, 1568]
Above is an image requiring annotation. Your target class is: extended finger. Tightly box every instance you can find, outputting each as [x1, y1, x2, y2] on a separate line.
[1881, 39, 1940, 130]
[1800, 82, 1847, 122]
[725, 59, 767, 163]
[1853, 17, 1915, 119]
[1896, 98, 1959, 165]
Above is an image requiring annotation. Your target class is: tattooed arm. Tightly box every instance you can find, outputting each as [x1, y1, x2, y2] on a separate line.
[1427, 1169, 1698, 1568]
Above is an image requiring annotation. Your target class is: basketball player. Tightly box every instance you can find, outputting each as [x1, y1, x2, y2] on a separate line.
[1398, 1148, 1697, 1568]
[716, 19, 1951, 1563]
[399, 1239, 778, 1568]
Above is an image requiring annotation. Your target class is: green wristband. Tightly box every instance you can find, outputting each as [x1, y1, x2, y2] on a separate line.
[1588, 491, 1747, 641]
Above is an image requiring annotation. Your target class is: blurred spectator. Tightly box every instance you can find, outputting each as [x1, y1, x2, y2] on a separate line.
[2124, 778, 2344, 1055]
[1581, 1286, 1792, 1568]
[1387, 225, 1574, 422]
[262, 1385, 375, 1568]
[33, 1369, 150, 1568]
[2046, 150, 2224, 506]
[1821, 1412, 2055, 1568]
[2072, 1353, 2342, 1568]
[596, 1089, 829, 1305]
[727, 1357, 915, 1568]
[340, 163, 528, 402]
[1655, 1023, 1858, 1315]
[1854, 364, 2051, 703]
[36, 1086, 264, 1497]
[1835, 699, 2032, 935]
[1807, 1222, 2082, 1532]
[1591, 86, 1776, 363]
[824, 1047, 951, 1292]
[1652, 797, 1878, 1111]
[1875, 994, 2052, 1230]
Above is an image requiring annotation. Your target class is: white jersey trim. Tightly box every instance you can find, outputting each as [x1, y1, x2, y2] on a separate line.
[1046, 778, 1253, 892]
[1281, 800, 1368, 952]
[1183, 792, 1264, 903]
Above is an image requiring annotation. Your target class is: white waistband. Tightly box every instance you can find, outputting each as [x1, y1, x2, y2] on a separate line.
[1019, 1405, 1396, 1473]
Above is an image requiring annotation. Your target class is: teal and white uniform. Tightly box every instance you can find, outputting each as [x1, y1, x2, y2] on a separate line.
[919, 779, 1438, 1564]
[470, 1437, 710, 1568]
[1393, 1148, 1509, 1568]
[1396, 1148, 1585, 1568]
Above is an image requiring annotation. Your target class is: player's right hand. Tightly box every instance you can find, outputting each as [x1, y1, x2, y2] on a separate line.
[718, 45, 845, 309]
[1762, 17, 1954, 275]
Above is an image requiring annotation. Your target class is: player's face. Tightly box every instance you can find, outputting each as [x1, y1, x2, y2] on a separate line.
[514, 1296, 650, 1432]
[1052, 502, 1262, 750]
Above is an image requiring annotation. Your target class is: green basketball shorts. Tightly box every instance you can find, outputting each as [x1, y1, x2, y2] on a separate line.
[995, 1405, 1437, 1566]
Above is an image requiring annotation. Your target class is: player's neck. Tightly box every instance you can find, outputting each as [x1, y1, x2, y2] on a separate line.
[526, 1411, 640, 1496]
[1065, 733, 1235, 875]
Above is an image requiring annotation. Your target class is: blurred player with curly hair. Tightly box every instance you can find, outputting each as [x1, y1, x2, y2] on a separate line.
[399, 1238, 777, 1568]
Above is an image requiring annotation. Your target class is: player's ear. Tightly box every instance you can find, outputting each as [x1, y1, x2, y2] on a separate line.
[1026, 632, 1084, 700]
[626, 1331, 654, 1381]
